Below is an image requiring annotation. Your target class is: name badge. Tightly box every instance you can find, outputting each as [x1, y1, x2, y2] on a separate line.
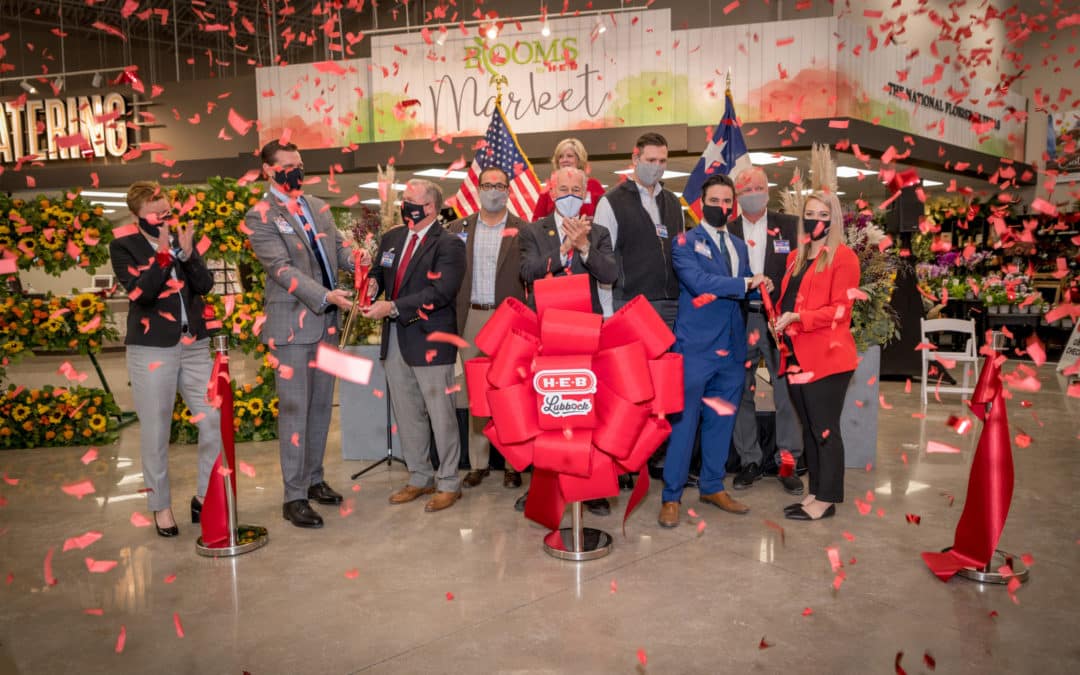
[274, 216, 294, 234]
[773, 239, 790, 254]
[694, 239, 713, 259]
[456, 232, 468, 243]
[380, 251, 396, 267]
[655, 224, 669, 239]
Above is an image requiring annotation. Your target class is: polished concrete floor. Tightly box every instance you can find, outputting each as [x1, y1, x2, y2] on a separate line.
[1, 351, 1078, 674]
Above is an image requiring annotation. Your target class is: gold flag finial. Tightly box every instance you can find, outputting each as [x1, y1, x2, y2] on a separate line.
[492, 74, 508, 105]
[725, 68, 732, 92]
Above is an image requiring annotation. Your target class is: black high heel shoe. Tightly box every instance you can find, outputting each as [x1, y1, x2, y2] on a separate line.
[190, 496, 203, 524]
[154, 511, 180, 537]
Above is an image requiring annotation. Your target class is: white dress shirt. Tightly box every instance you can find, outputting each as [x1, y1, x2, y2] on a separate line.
[700, 220, 752, 292]
[741, 212, 769, 276]
[591, 180, 663, 317]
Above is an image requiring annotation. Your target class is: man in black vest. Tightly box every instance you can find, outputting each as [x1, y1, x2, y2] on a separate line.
[592, 132, 685, 329]
[727, 166, 804, 496]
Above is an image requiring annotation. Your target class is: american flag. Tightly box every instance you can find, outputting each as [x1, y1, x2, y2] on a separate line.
[451, 102, 541, 220]
[681, 87, 752, 223]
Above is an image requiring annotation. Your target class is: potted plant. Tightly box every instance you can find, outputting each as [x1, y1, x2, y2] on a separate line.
[841, 212, 903, 469]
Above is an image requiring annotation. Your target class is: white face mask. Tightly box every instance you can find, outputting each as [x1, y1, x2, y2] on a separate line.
[737, 191, 769, 214]
[635, 161, 664, 186]
[555, 194, 584, 218]
[479, 189, 508, 213]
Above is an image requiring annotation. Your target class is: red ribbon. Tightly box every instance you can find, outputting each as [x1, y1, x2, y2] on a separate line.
[759, 290, 791, 374]
[200, 351, 236, 548]
[354, 252, 371, 308]
[465, 276, 684, 533]
[920, 355, 1015, 581]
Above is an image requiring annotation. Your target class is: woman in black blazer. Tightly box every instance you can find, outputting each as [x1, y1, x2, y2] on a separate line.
[109, 181, 222, 537]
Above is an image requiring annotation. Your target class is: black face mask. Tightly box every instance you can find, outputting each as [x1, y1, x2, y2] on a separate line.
[138, 217, 162, 238]
[806, 218, 830, 241]
[273, 167, 305, 192]
[400, 201, 428, 226]
[702, 204, 732, 227]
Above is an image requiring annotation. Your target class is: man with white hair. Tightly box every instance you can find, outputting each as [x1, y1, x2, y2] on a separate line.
[727, 165, 804, 496]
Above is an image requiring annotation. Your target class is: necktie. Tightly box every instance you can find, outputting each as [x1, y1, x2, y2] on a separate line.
[716, 230, 731, 276]
[561, 232, 573, 269]
[393, 232, 419, 300]
[297, 204, 333, 289]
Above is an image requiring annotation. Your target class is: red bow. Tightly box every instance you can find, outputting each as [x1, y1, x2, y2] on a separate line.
[465, 275, 684, 533]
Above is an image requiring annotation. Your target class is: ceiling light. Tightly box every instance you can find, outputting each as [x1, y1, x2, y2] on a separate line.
[541, 22, 551, 37]
[594, 16, 607, 34]
[53, 77, 65, 92]
[435, 31, 447, 46]
[360, 198, 383, 205]
[614, 169, 691, 180]
[88, 200, 128, 207]
[79, 190, 128, 198]
[748, 152, 796, 165]
[92, 72, 103, 88]
[485, 24, 498, 40]
[922, 179, 943, 187]
[101, 209, 117, 214]
[767, 182, 778, 187]
[414, 168, 469, 180]
[835, 166, 878, 178]
[358, 181, 408, 191]
[19, 80, 36, 94]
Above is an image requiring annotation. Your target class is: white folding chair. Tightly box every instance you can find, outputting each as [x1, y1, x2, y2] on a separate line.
[920, 318, 980, 406]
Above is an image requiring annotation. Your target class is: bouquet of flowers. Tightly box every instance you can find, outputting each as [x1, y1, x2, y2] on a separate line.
[844, 213, 903, 352]
[0, 384, 121, 449]
[169, 177, 263, 271]
[0, 193, 112, 275]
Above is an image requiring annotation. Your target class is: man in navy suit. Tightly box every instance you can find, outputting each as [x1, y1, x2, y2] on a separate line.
[658, 174, 773, 528]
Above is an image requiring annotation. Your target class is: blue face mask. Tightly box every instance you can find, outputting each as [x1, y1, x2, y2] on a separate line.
[555, 194, 584, 219]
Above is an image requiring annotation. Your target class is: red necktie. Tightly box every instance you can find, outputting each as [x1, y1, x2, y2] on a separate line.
[392, 232, 419, 300]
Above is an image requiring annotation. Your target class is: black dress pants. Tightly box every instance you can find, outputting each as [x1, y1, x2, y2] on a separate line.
[787, 370, 854, 503]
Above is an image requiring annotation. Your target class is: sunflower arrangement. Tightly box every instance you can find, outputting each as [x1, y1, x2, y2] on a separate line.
[170, 363, 279, 444]
[203, 290, 268, 356]
[169, 176, 263, 271]
[0, 384, 121, 449]
[0, 192, 113, 275]
[21, 292, 118, 354]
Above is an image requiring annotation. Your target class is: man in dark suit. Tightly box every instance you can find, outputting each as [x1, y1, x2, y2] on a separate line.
[247, 140, 358, 529]
[446, 166, 528, 490]
[659, 174, 772, 529]
[363, 179, 467, 512]
[517, 166, 617, 515]
[727, 166, 805, 496]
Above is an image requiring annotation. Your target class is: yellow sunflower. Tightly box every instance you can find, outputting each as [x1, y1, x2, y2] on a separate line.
[215, 203, 231, 216]
[11, 404, 30, 422]
[73, 293, 97, 312]
[88, 414, 107, 433]
[268, 398, 279, 416]
[247, 398, 264, 415]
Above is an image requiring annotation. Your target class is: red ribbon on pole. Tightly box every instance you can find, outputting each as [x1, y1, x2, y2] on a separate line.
[199, 351, 236, 548]
[466, 277, 684, 535]
[353, 250, 371, 308]
[921, 355, 1015, 581]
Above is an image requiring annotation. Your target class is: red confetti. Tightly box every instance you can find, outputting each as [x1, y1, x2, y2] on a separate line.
[80, 448, 98, 465]
[173, 612, 185, 638]
[345, 568, 360, 579]
[426, 331, 470, 349]
[1014, 433, 1032, 448]
[905, 513, 922, 525]
[926, 440, 961, 454]
[610, 579, 618, 593]
[445, 591, 455, 601]
[115, 625, 127, 654]
[702, 397, 736, 416]
[85, 557, 118, 573]
[129, 512, 152, 528]
[637, 648, 648, 666]
[61, 480, 96, 500]
[164, 574, 177, 584]
[43, 547, 57, 586]
[759, 636, 773, 649]
[924, 652, 937, 670]
[696, 520, 707, 535]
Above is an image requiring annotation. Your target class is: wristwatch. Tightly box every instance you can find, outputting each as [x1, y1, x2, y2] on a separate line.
[389, 302, 399, 319]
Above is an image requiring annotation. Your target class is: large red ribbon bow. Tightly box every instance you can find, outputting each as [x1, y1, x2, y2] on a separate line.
[465, 274, 684, 533]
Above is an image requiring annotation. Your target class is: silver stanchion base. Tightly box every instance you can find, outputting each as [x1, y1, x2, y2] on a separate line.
[195, 525, 269, 558]
[943, 548, 1031, 584]
[543, 527, 613, 561]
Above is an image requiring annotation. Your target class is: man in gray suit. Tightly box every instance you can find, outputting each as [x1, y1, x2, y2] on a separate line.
[727, 165, 804, 496]
[247, 140, 362, 529]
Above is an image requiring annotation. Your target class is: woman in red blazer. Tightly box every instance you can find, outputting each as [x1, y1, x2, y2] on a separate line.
[773, 191, 860, 521]
[531, 137, 606, 220]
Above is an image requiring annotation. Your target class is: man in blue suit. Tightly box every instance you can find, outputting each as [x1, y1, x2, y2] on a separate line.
[659, 174, 773, 528]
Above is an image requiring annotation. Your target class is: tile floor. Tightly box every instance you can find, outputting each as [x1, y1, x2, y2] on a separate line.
[0, 351, 1077, 674]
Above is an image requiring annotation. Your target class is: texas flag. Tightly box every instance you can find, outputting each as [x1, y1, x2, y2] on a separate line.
[681, 87, 752, 223]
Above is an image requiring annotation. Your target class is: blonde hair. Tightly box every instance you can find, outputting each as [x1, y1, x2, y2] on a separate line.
[125, 181, 164, 216]
[551, 138, 588, 171]
[793, 191, 845, 275]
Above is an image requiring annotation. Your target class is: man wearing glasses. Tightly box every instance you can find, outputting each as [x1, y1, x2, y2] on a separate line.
[446, 167, 528, 490]
[364, 179, 467, 512]
[517, 166, 617, 516]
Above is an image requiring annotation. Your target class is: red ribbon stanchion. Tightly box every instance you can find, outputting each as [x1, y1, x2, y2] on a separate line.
[466, 276, 684, 540]
[921, 354, 1024, 583]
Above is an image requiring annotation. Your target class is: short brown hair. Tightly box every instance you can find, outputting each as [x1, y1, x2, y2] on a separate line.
[635, 132, 668, 153]
[260, 140, 299, 166]
[125, 181, 164, 215]
[479, 165, 510, 185]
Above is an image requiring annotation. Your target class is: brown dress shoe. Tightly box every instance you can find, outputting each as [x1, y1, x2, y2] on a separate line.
[503, 469, 522, 488]
[462, 469, 489, 488]
[658, 501, 680, 528]
[388, 485, 435, 505]
[699, 491, 750, 515]
[424, 490, 462, 512]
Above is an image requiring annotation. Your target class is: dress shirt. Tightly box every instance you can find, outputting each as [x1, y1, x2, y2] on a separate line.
[592, 180, 662, 317]
[471, 212, 506, 305]
[741, 212, 769, 276]
[700, 220, 752, 292]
